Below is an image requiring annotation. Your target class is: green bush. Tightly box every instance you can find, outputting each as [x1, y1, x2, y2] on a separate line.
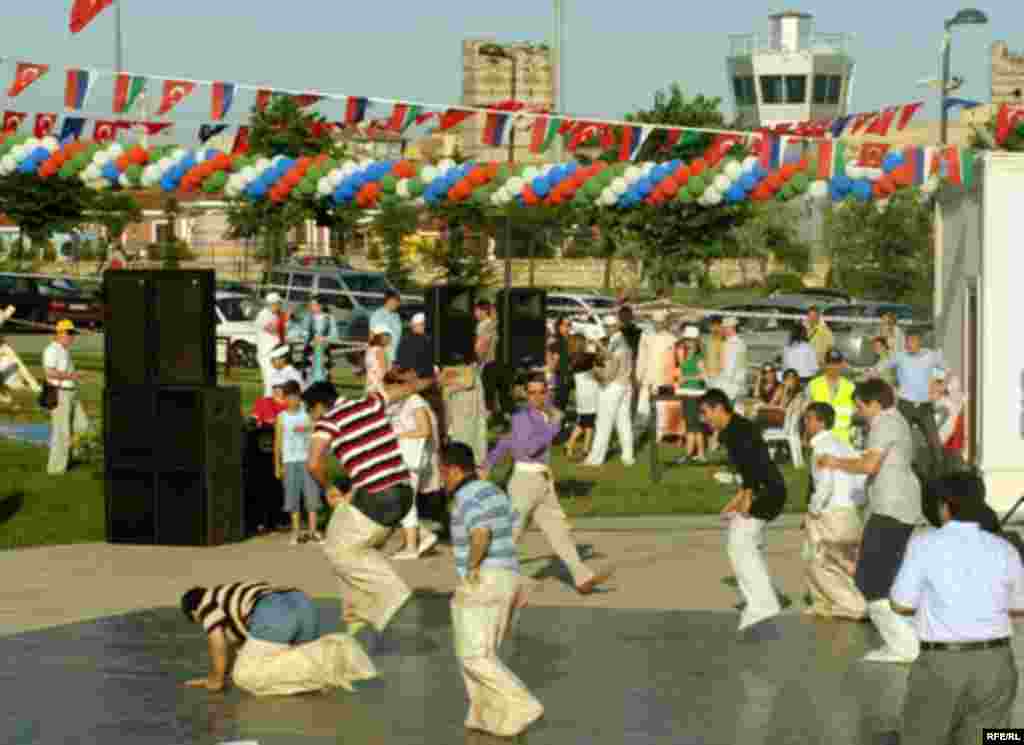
[764, 272, 805, 295]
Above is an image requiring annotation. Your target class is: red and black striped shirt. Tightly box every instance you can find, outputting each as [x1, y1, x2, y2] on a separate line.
[313, 392, 410, 493]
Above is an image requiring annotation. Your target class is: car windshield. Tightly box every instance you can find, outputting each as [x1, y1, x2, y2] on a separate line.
[586, 297, 617, 309]
[218, 297, 257, 322]
[342, 274, 393, 307]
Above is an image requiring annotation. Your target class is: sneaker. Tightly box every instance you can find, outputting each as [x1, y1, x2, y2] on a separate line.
[692, 455, 708, 464]
[308, 532, 324, 544]
[672, 455, 690, 466]
[417, 531, 439, 556]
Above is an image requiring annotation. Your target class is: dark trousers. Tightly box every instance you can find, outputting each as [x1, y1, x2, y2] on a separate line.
[898, 399, 946, 479]
[855, 514, 915, 602]
[481, 362, 514, 418]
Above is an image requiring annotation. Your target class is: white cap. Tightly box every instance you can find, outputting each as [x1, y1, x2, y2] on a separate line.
[683, 325, 700, 339]
[604, 315, 622, 327]
[269, 345, 290, 360]
[370, 326, 391, 336]
[722, 317, 739, 328]
[265, 292, 282, 304]
[411, 312, 426, 325]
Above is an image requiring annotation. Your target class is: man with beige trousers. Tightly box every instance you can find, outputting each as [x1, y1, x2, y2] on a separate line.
[635, 310, 679, 437]
[481, 373, 612, 595]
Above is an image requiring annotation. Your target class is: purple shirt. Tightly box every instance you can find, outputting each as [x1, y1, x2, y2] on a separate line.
[484, 406, 562, 469]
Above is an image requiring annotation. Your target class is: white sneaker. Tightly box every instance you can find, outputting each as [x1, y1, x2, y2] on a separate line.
[861, 646, 917, 664]
[417, 531, 439, 556]
[715, 471, 736, 484]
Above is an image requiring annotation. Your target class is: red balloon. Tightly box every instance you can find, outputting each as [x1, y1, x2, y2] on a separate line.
[764, 173, 783, 191]
[797, 158, 810, 172]
[674, 165, 690, 184]
[522, 185, 539, 205]
[661, 176, 679, 196]
[469, 168, 488, 187]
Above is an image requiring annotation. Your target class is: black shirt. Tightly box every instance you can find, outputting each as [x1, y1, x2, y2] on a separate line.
[621, 322, 642, 362]
[719, 414, 787, 521]
[395, 332, 434, 379]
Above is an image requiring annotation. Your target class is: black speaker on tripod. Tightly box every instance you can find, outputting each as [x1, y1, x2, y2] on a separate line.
[495, 288, 547, 369]
[424, 285, 477, 366]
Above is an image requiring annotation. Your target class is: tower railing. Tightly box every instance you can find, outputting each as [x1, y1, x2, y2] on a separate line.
[727, 32, 852, 57]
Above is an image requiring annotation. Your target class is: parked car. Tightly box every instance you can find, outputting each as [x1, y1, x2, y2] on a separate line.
[546, 292, 655, 340]
[767, 288, 855, 305]
[0, 273, 105, 330]
[824, 302, 933, 366]
[214, 291, 260, 367]
[0, 273, 50, 328]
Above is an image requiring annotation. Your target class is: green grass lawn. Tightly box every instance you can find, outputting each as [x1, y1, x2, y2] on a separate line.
[0, 345, 810, 549]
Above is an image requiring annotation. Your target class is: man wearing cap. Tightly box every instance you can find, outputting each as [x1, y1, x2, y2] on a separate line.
[369, 291, 403, 366]
[295, 296, 338, 386]
[635, 310, 678, 433]
[705, 317, 748, 402]
[805, 307, 834, 368]
[583, 314, 635, 467]
[808, 349, 857, 445]
[268, 345, 304, 391]
[257, 293, 288, 397]
[395, 312, 435, 381]
[43, 320, 90, 475]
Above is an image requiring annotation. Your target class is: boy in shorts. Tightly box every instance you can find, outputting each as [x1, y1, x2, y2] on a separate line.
[275, 380, 324, 545]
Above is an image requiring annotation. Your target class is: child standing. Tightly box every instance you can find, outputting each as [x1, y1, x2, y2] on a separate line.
[274, 380, 324, 545]
[565, 351, 598, 460]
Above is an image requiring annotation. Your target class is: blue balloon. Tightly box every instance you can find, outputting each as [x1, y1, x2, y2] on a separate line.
[653, 165, 670, 183]
[833, 174, 853, 194]
[566, 161, 579, 173]
[726, 184, 746, 202]
[636, 178, 653, 197]
[17, 159, 37, 174]
[352, 174, 367, 188]
[32, 147, 50, 161]
[102, 163, 120, 181]
[740, 173, 758, 191]
[532, 177, 550, 197]
[160, 176, 177, 192]
[339, 184, 356, 200]
[829, 184, 845, 202]
[180, 155, 196, 170]
[882, 152, 905, 174]
[852, 180, 872, 202]
[669, 159, 682, 171]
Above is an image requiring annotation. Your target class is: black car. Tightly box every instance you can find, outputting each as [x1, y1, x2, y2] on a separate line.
[0, 273, 51, 329]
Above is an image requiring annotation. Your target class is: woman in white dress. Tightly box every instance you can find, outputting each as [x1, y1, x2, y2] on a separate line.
[388, 393, 440, 560]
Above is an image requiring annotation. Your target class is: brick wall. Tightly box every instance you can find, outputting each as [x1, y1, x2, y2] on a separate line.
[992, 41, 1024, 106]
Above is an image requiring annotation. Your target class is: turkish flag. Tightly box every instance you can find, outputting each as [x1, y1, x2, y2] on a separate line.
[3, 111, 27, 133]
[93, 120, 122, 142]
[858, 143, 890, 168]
[70, 0, 114, 33]
[138, 121, 173, 136]
[156, 80, 196, 116]
[256, 89, 274, 111]
[232, 126, 251, 155]
[34, 113, 57, 138]
[7, 63, 49, 97]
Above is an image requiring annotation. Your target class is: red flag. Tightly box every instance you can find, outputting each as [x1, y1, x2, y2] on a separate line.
[70, 0, 114, 33]
[662, 129, 683, 150]
[706, 134, 744, 164]
[849, 112, 875, 135]
[437, 109, 474, 131]
[567, 121, 603, 150]
[414, 111, 435, 126]
[996, 104, 1024, 145]
[557, 118, 576, 135]
[896, 102, 923, 131]
[387, 104, 409, 132]
[93, 120, 119, 142]
[2, 111, 27, 133]
[138, 121, 173, 136]
[256, 89, 274, 112]
[865, 107, 898, 136]
[233, 126, 251, 155]
[33, 113, 57, 138]
[156, 80, 196, 116]
[292, 93, 322, 108]
[7, 63, 49, 98]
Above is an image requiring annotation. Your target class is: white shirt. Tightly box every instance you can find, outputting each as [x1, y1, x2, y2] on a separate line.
[808, 431, 867, 513]
[782, 342, 818, 379]
[713, 335, 748, 399]
[891, 521, 1024, 642]
[268, 364, 303, 390]
[43, 341, 75, 390]
[255, 308, 282, 355]
[573, 371, 599, 415]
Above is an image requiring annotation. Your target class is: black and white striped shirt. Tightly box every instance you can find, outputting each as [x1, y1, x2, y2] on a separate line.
[194, 582, 296, 644]
[313, 392, 410, 494]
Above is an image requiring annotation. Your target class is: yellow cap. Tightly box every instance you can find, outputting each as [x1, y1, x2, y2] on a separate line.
[55, 319, 76, 334]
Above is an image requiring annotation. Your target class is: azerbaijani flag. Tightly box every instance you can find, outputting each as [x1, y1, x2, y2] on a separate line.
[113, 73, 147, 114]
[210, 82, 236, 121]
[758, 133, 780, 169]
[529, 116, 561, 153]
[345, 97, 368, 125]
[617, 125, 648, 161]
[64, 68, 92, 111]
[816, 140, 834, 180]
[482, 112, 511, 146]
[939, 145, 972, 187]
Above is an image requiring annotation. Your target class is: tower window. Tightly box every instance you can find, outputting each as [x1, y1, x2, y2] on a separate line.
[732, 76, 756, 106]
[760, 76, 783, 104]
[813, 75, 843, 105]
[785, 75, 807, 104]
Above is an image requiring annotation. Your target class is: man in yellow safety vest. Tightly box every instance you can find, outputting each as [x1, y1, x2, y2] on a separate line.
[808, 349, 856, 444]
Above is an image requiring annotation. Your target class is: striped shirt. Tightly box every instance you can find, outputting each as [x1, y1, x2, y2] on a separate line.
[313, 392, 411, 493]
[194, 582, 296, 644]
[451, 479, 520, 579]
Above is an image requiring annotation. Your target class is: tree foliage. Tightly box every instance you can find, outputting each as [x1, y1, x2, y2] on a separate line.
[625, 84, 729, 163]
[729, 203, 811, 285]
[824, 191, 933, 309]
[0, 173, 92, 262]
[372, 204, 420, 290]
[86, 191, 142, 255]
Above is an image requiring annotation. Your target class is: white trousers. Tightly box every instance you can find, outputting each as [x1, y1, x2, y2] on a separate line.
[636, 384, 652, 423]
[48, 388, 89, 475]
[726, 515, 781, 630]
[258, 351, 275, 397]
[232, 634, 377, 696]
[584, 382, 634, 465]
[868, 599, 920, 659]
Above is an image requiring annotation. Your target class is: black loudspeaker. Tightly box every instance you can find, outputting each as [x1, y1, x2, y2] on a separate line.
[104, 386, 243, 546]
[104, 270, 216, 387]
[424, 285, 477, 366]
[496, 288, 547, 368]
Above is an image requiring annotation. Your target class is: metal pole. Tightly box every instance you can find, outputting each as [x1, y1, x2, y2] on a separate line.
[508, 54, 517, 164]
[114, 0, 124, 73]
[503, 216, 512, 366]
[552, 0, 564, 163]
[940, 25, 952, 146]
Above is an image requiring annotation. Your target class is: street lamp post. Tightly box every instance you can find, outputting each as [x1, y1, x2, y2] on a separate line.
[940, 8, 988, 145]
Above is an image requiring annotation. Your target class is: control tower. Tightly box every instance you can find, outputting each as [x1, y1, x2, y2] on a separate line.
[726, 11, 855, 128]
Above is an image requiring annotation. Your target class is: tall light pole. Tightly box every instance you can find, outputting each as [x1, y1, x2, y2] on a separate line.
[940, 8, 988, 145]
[114, 0, 125, 72]
[552, 0, 564, 163]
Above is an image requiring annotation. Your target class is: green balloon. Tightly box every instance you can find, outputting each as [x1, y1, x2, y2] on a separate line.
[778, 184, 794, 200]
[688, 175, 706, 194]
[791, 173, 809, 192]
[584, 179, 603, 197]
[676, 187, 693, 204]
[497, 165, 512, 182]
[324, 159, 340, 172]
[58, 164, 76, 179]
[408, 179, 425, 197]
[596, 170, 615, 188]
[126, 164, 144, 181]
[72, 154, 90, 170]
[380, 174, 397, 193]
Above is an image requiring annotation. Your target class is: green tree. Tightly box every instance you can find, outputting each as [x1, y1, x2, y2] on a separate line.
[0, 174, 91, 265]
[625, 84, 730, 163]
[824, 190, 934, 309]
[728, 203, 811, 286]
[372, 204, 420, 290]
[422, 201, 496, 286]
[86, 190, 142, 258]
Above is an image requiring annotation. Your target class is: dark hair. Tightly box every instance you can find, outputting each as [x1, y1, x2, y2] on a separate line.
[546, 342, 560, 355]
[707, 315, 722, 326]
[618, 306, 634, 323]
[526, 373, 548, 388]
[699, 388, 733, 413]
[384, 290, 400, 302]
[788, 324, 808, 345]
[334, 474, 353, 493]
[923, 471, 996, 530]
[782, 368, 800, 381]
[854, 379, 895, 409]
[872, 335, 889, 351]
[805, 401, 836, 430]
[282, 380, 302, 397]
[440, 441, 477, 473]
[302, 381, 338, 410]
[572, 352, 597, 373]
[181, 587, 205, 622]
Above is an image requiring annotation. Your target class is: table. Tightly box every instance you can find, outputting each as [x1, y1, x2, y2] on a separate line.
[649, 388, 705, 483]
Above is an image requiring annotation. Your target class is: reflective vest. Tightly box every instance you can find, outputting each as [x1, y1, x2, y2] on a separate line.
[808, 375, 856, 443]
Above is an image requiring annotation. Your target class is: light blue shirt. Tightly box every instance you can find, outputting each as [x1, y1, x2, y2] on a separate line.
[369, 307, 403, 364]
[451, 479, 520, 579]
[892, 521, 1024, 642]
[878, 349, 944, 404]
[278, 406, 312, 464]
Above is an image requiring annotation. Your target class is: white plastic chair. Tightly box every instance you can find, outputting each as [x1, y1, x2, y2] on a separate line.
[762, 396, 805, 468]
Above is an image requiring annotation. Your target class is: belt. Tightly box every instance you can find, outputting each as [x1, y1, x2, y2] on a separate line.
[920, 638, 1010, 652]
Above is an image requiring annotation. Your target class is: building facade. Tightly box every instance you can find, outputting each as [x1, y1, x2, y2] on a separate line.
[726, 11, 855, 129]
[991, 41, 1024, 107]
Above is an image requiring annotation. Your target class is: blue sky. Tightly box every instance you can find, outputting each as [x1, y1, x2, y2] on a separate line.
[1, 1, 1020, 138]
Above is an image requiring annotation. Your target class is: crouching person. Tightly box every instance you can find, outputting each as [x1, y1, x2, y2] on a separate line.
[180, 582, 376, 695]
[442, 441, 544, 737]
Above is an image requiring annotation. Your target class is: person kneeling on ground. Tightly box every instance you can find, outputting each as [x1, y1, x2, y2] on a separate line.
[180, 581, 376, 695]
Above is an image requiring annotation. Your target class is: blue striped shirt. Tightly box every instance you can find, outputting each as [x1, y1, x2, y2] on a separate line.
[451, 479, 520, 579]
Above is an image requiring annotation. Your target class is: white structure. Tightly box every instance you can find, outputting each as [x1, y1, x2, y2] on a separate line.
[726, 11, 855, 129]
[936, 153, 1024, 516]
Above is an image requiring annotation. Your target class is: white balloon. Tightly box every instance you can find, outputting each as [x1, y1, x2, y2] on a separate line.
[119, 174, 131, 188]
[10, 145, 29, 161]
[339, 163, 357, 178]
[225, 185, 240, 198]
[255, 157, 271, 170]
[396, 180, 410, 199]
[194, 151, 207, 163]
[861, 167, 883, 182]
[521, 166, 539, 181]
[157, 157, 174, 171]
[713, 174, 732, 192]
[42, 136, 60, 153]
[24, 137, 41, 149]
[724, 160, 743, 181]
[239, 166, 258, 183]
[540, 164, 555, 176]
[706, 190, 723, 205]
[83, 163, 102, 180]
[639, 162, 655, 176]
[438, 158, 456, 171]
[172, 148, 188, 161]
[845, 164, 862, 181]
[107, 143, 124, 156]
[327, 170, 343, 188]
[95, 151, 112, 167]
[624, 166, 642, 184]
[742, 156, 758, 173]
[611, 177, 628, 195]
[0, 155, 15, 172]
[808, 180, 829, 201]
[704, 186, 721, 200]
[921, 175, 940, 194]
[505, 177, 525, 194]
[420, 165, 439, 183]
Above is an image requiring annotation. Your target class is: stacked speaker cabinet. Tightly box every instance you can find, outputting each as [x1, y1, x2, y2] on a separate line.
[424, 285, 477, 367]
[495, 289, 547, 369]
[103, 270, 243, 546]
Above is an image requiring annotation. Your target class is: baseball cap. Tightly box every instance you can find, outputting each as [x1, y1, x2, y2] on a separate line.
[265, 292, 282, 304]
[269, 345, 290, 360]
[370, 326, 391, 336]
[825, 349, 845, 364]
[722, 317, 739, 328]
[55, 319, 76, 334]
[682, 326, 700, 339]
[411, 312, 426, 325]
